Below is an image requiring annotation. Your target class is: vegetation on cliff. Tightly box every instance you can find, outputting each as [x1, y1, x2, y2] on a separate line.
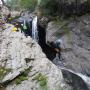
[5, 0, 90, 17]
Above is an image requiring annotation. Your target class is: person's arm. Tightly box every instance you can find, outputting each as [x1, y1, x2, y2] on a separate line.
[54, 48, 60, 53]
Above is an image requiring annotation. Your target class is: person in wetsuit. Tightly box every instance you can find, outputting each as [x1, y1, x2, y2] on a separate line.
[50, 39, 63, 60]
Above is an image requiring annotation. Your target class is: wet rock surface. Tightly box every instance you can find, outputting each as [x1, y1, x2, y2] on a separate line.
[46, 15, 90, 76]
[61, 68, 89, 90]
[0, 24, 65, 90]
[44, 15, 90, 90]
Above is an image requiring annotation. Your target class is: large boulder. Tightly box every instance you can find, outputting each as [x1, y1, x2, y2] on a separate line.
[0, 24, 66, 90]
[46, 15, 90, 76]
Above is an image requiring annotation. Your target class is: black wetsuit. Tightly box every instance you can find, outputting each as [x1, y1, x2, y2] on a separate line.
[50, 41, 62, 60]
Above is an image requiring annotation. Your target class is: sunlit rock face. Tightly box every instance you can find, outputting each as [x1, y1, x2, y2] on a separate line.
[0, 24, 65, 90]
[1, 6, 10, 16]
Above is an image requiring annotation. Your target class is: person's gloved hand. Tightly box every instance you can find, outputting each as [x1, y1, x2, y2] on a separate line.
[54, 48, 60, 53]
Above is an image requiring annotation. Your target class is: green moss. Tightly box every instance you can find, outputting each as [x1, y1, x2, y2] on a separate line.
[54, 25, 69, 36]
[53, 17, 65, 26]
[21, 66, 33, 76]
[14, 66, 32, 85]
[15, 75, 28, 85]
[53, 17, 71, 38]
[0, 67, 11, 80]
[34, 73, 49, 90]
[62, 25, 69, 34]
[62, 25, 72, 43]
[55, 24, 72, 43]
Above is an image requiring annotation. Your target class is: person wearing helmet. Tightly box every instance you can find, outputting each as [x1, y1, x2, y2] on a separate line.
[54, 39, 63, 60]
[50, 39, 63, 60]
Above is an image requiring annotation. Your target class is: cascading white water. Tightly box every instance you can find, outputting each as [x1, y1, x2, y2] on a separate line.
[32, 16, 39, 42]
[37, 0, 41, 6]
[53, 53, 90, 89]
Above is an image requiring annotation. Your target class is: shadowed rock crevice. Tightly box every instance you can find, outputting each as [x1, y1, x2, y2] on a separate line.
[38, 25, 56, 60]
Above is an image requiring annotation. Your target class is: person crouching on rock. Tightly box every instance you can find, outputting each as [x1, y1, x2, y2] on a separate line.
[55, 39, 64, 60]
[19, 20, 28, 37]
[50, 39, 64, 60]
[12, 21, 21, 32]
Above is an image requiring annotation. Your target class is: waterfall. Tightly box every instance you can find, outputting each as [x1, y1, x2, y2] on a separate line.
[61, 68, 90, 89]
[53, 53, 90, 89]
[32, 16, 39, 42]
[37, 0, 41, 6]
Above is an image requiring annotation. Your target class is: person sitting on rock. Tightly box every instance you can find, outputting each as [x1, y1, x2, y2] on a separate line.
[19, 20, 29, 37]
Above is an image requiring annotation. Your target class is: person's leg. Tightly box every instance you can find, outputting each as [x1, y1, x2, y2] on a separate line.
[21, 29, 22, 33]
[20, 27, 23, 33]
[59, 52, 64, 61]
[58, 52, 61, 60]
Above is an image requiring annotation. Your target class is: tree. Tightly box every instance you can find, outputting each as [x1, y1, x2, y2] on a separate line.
[6, 0, 21, 10]
[20, 0, 37, 11]
[38, 0, 58, 16]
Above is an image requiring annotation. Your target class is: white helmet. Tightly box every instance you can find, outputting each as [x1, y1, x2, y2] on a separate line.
[55, 39, 62, 44]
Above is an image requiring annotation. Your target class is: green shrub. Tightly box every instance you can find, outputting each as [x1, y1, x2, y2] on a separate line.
[34, 73, 49, 90]
[14, 66, 32, 85]
[39, 0, 58, 16]
[0, 67, 11, 80]
[20, 0, 37, 11]
[15, 75, 28, 85]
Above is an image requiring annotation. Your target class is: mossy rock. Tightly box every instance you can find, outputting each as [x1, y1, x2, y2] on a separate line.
[34, 73, 48, 90]
[39, 80, 47, 86]
[14, 67, 32, 85]
[15, 75, 28, 85]
[0, 67, 11, 80]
